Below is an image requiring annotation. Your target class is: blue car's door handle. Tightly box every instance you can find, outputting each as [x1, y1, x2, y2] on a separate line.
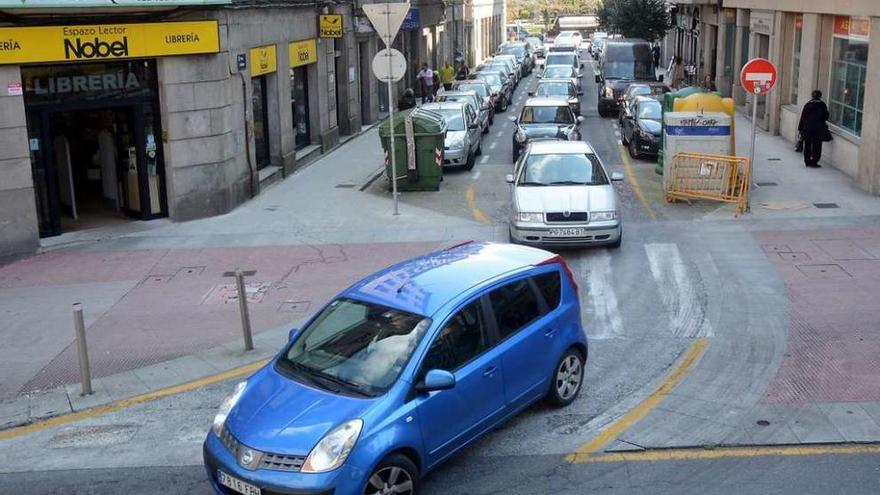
[483, 366, 497, 377]
[544, 328, 557, 338]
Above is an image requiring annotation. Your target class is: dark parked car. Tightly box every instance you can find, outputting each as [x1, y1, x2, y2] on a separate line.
[474, 71, 513, 111]
[617, 82, 670, 126]
[595, 39, 660, 117]
[525, 36, 544, 58]
[530, 79, 581, 115]
[451, 79, 496, 125]
[498, 41, 534, 75]
[510, 98, 584, 162]
[620, 96, 663, 159]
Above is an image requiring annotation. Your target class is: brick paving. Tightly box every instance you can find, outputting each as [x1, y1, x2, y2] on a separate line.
[0, 242, 441, 397]
[759, 229, 880, 404]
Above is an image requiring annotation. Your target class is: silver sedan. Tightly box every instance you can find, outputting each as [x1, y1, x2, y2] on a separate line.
[506, 140, 624, 248]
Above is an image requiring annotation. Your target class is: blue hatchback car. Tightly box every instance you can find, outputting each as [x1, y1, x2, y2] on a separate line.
[204, 241, 588, 495]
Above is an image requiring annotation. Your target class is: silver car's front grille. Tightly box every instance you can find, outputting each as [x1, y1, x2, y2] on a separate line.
[219, 426, 306, 472]
[546, 212, 588, 223]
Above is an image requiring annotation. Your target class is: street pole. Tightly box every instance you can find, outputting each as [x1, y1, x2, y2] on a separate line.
[234, 270, 255, 351]
[747, 89, 758, 213]
[72, 303, 93, 396]
[386, 10, 400, 216]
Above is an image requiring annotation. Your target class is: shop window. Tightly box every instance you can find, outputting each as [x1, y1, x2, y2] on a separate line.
[829, 35, 869, 136]
[290, 67, 311, 149]
[739, 27, 750, 68]
[789, 16, 802, 105]
[251, 75, 270, 169]
[723, 23, 735, 78]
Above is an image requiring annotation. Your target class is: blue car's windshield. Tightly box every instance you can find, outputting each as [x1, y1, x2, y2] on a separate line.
[281, 298, 431, 396]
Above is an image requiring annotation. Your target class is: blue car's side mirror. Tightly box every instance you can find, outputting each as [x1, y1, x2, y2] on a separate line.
[417, 369, 456, 393]
[288, 327, 299, 342]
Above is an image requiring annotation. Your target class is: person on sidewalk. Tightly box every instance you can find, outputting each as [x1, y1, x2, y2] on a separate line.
[417, 63, 434, 103]
[398, 88, 417, 110]
[652, 43, 661, 69]
[432, 70, 441, 99]
[671, 56, 686, 89]
[456, 59, 470, 80]
[798, 90, 830, 168]
[440, 61, 455, 91]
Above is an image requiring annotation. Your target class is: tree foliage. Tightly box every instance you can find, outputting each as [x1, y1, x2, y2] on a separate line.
[507, 0, 600, 24]
[596, 0, 670, 42]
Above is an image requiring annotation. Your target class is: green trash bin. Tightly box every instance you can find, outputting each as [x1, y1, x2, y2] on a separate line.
[378, 107, 448, 192]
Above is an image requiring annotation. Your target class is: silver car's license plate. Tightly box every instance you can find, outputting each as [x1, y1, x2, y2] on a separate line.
[218, 470, 261, 495]
[548, 228, 588, 237]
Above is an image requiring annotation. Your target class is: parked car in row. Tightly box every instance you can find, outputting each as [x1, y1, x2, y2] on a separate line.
[474, 71, 513, 112]
[422, 101, 483, 169]
[595, 38, 660, 117]
[510, 98, 583, 162]
[530, 79, 581, 115]
[450, 79, 496, 124]
[498, 41, 534, 76]
[545, 51, 582, 79]
[525, 36, 545, 58]
[589, 32, 607, 59]
[617, 82, 671, 127]
[620, 96, 663, 159]
[437, 90, 491, 134]
[507, 140, 623, 247]
[540, 64, 582, 94]
[204, 241, 588, 495]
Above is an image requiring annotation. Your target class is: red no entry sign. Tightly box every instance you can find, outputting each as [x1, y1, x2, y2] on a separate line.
[740, 58, 777, 95]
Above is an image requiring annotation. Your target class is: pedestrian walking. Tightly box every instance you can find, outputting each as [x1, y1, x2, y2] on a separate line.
[417, 63, 435, 103]
[798, 90, 831, 168]
[671, 56, 686, 89]
[456, 59, 470, 80]
[432, 70, 441, 99]
[652, 43, 661, 69]
[702, 74, 717, 92]
[440, 61, 455, 91]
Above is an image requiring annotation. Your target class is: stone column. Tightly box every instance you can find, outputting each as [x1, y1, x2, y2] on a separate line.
[796, 14, 821, 109]
[0, 65, 39, 256]
[856, 18, 880, 195]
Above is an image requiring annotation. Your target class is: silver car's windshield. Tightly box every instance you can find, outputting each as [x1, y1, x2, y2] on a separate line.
[536, 83, 575, 97]
[282, 298, 431, 395]
[520, 105, 574, 124]
[456, 83, 488, 98]
[437, 109, 466, 131]
[500, 45, 526, 58]
[476, 73, 503, 87]
[626, 85, 651, 99]
[520, 153, 609, 186]
[546, 54, 576, 67]
[439, 95, 477, 111]
[544, 66, 575, 78]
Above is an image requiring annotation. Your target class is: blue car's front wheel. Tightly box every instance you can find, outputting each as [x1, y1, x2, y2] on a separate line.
[546, 347, 585, 407]
[364, 454, 419, 495]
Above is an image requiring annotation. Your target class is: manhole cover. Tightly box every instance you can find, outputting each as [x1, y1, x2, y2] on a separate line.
[335, 184, 356, 188]
[755, 181, 778, 186]
[813, 202, 839, 209]
[140, 274, 172, 286]
[756, 420, 770, 426]
[796, 264, 852, 279]
[175, 266, 205, 278]
[202, 282, 271, 304]
[278, 300, 311, 313]
[767, 158, 782, 161]
[50, 424, 140, 448]
[778, 252, 810, 262]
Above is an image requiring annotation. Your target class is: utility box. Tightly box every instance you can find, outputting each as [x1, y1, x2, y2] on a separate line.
[662, 112, 732, 192]
[379, 108, 447, 192]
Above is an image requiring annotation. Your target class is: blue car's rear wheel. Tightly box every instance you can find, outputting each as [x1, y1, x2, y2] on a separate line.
[546, 348, 584, 407]
[364, 454, 419, 495]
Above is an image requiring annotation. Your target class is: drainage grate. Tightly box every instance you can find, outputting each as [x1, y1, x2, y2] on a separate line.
[813, 202, 839, 209]
[767, 158, 782, 161]
[755, 181, 778, 186]
[335, 183, 356, 188]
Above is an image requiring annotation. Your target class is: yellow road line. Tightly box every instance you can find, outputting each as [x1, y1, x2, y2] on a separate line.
[571, 443, 880, 464]
[566, 339, 708, 463]
[0, 359, 269, 442]
[618, 144, 658, 221]
[466, 185, 491, 224]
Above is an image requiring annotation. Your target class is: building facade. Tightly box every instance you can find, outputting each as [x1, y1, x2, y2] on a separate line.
[0, 0, 493, 258]
[665, 1, 880, 197]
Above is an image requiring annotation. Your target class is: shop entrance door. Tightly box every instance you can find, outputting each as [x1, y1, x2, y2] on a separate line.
[27, 101, 164, 237]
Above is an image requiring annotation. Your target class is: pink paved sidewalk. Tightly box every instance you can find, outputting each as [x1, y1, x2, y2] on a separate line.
[758, 228, 880, 404]
[0, 241, 442, 399]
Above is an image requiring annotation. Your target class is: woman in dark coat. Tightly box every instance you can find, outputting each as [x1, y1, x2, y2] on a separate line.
[798, 90, 830, 168]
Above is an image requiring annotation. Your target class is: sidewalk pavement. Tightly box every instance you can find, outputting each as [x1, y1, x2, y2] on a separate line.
[0, 125, 499, 430]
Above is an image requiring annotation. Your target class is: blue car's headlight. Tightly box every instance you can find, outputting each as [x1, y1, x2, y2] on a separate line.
[212, 381, 246, 436]
[302, 419, 364, 473]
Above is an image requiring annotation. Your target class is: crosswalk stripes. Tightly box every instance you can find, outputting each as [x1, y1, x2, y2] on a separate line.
[644, 243, 714, 338]
[580, 251, 624, 340]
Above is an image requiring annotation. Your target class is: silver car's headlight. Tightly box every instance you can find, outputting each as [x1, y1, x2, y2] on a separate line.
[591, 210, 617, 221]
[515, 130, 527, 143]
[301, 419, 363, 473]
[604, 86, 614, 98]
[212, 381, 246, 436]
[447, 134, 466, 149]
[514, 212, 543, 223]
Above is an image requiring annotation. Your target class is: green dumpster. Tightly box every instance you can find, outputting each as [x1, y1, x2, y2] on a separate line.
[379, 107, 447, 192]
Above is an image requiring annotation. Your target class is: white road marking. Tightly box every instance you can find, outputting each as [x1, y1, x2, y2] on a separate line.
[644, 243, 714, 338]
[480, 155, 490, 164]
[472, 170, 482, 180]
[496, 131, 504, 138]
[580, 252, 624, 340]
[615, 131, 621, 138]
[489, 142, 497, 150]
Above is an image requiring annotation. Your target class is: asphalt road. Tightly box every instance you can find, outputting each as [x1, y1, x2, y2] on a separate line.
[4, 55, 880, 495]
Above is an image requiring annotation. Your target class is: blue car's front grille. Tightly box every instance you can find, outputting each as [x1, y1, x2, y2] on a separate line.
[219, 426, 307, 472]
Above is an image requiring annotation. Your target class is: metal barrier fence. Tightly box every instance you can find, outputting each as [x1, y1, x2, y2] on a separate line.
[664, 152, 751, 216]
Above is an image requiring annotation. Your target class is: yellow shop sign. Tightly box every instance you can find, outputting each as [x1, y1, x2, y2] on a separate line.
[319, 14, 343, 38]
[249, 44, 277, 77]
[289, 39, 317, 68]
[0, 21, 220, 65]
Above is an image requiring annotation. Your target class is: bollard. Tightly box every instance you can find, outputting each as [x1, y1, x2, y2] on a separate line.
[234, 270, 255, 351]
[72, 303, 93, 396]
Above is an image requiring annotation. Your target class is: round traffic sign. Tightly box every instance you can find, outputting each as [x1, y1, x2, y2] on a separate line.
[372, 48, 407, 83]
[740, 58, 777, 95]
